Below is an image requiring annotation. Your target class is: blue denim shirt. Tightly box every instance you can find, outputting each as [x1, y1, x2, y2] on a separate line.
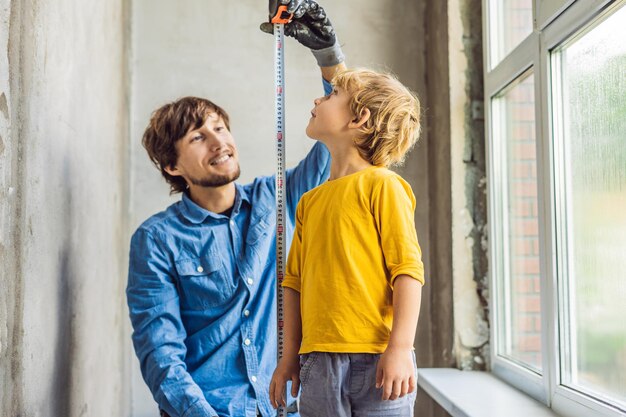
[127, 84, 331, 417]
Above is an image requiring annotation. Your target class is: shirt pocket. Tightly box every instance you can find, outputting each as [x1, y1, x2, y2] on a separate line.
[246, 208, 275, 246]
[175, 255, 234, 310]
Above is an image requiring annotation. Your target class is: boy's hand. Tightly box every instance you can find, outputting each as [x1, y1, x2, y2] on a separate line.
[376, 346, 416, 401]
[261, 0, 345, 67]
[269, 354, 301, 409]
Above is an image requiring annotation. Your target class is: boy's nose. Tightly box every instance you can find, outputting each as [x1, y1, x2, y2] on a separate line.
[313, 97, 322, 105]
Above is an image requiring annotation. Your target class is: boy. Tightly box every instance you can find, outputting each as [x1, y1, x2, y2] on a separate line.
[269, 68, 424, 417]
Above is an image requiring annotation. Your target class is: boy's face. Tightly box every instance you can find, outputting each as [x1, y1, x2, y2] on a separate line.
[306, 86, 354, 142]
[165, 112, 240, 188]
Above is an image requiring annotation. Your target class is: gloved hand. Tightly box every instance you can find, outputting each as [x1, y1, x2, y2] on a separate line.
[261, 0, 345, 67]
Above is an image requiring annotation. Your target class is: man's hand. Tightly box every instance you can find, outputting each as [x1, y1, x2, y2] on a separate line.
[269, 354, 301, 409]
[281, 0, 305, 16]
[261, 0, 344, 67]
[375, 346, 417, 401]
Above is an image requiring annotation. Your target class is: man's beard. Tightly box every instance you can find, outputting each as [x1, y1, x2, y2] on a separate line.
[189, 165, 241, 188]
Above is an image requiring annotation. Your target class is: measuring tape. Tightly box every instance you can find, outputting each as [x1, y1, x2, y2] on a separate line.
[271, 3, 292, 417]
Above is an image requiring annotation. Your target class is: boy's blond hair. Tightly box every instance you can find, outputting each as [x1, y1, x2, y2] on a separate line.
[332, 68, 421, 167]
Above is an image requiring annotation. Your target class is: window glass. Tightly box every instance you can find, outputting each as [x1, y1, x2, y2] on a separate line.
[490, 0, 534, 66]
[494, 73, 543, 372]
[553, 4, 626, 407]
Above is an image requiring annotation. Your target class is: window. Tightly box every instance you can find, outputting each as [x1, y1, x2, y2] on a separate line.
[484, 1, 626, 416]
[492, 72, 543, 373]
[552, 5, 626, 408]
[489, 0, 534, 67]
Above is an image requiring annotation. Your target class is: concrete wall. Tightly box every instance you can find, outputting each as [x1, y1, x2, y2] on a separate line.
[129, 0, 429, 414]
[0, 1, 131, 416]
[449, 0, 489, 370]
[0, 0, 482, 415]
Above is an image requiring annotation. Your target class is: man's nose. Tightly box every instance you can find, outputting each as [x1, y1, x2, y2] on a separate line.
[202, 130, 225, 151]
[314, 96, 322, 105]
[209, 139, 226, 152]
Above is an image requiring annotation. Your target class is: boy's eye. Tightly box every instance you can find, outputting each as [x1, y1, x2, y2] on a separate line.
[191, 135, 203, 141]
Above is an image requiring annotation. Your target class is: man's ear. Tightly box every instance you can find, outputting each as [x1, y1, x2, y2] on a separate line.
[348, 107, 371, 129]
[164, 164, 182, 177]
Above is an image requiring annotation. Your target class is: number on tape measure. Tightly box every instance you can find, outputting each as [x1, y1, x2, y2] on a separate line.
[274, 22, 288, 417]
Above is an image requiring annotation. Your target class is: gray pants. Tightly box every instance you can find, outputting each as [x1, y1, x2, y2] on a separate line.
[298, 352, 417, 417]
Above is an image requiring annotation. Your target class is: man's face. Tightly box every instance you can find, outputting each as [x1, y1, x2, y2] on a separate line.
[165, 112, 240, 188]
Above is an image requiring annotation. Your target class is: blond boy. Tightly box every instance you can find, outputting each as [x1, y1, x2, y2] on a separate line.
[270, 68, 425, 417]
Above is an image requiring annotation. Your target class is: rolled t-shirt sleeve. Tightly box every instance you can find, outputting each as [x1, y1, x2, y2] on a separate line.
[372, 175, 425, 287]
[283, 200, 304, 293]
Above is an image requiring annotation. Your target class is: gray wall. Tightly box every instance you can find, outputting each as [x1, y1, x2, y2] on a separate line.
[0, 0, 463, 415]
[129, 0, 429, 414]
[0, 0, 131, 416]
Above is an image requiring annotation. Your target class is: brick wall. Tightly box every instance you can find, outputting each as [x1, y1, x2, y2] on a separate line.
[504, 0, 534, 53]
[505, 75, 542, 369]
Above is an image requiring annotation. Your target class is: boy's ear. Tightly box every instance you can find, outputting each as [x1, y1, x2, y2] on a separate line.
[349, 108, 371, 129]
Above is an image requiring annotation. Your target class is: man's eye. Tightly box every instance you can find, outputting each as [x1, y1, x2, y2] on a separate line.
[192, 135, 203, 141]
[215, 126, 224, 132]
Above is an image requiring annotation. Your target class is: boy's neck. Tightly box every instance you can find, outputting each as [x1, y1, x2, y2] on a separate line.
[188, 182, 236, 214]
[328, 145, 374, 181]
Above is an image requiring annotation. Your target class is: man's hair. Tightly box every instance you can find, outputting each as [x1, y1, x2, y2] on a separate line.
[142, 97, 230, 194]
[332, 68, 421, 167]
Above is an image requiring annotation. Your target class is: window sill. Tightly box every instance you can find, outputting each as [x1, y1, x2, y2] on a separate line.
[417, 368, 560, 417]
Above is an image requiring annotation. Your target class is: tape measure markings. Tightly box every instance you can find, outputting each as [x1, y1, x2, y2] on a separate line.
[274, 22, 288, 417]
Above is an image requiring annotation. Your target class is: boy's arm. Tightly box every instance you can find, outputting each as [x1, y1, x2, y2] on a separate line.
[269, 287, 303, 408]
[372, 175, 425, 400]
[127, 230, 219, 417]
[388, 276, 423, 349]
[376, 275, 423, 400]
[282, 288, 303, 360]
[271, 201, 305, 408]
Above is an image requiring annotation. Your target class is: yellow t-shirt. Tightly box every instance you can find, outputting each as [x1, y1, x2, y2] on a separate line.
[283, 166, 425, 354]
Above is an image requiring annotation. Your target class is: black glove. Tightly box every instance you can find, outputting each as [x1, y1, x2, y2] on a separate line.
[261, 0, 345, 67]
[281, 0, 306, 16]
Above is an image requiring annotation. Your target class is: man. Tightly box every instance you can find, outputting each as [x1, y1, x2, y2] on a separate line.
[126, 1, 345, 416]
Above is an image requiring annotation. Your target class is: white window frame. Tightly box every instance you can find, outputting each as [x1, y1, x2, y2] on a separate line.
[536, 0, 578, 29]
[483, 1, 626, 416]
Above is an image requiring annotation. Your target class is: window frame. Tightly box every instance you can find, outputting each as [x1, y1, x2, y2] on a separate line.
[536, 0, 578, 29]
[483, 0, 626, 416]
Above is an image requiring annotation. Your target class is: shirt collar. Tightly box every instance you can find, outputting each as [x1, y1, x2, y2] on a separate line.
[180, 183, 250, 224]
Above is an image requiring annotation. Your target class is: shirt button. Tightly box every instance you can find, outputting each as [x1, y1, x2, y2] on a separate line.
[229, 220, 235, 226]
[244, 310, 250, 317]
[247, 278, 254, 285]
[251, 376, 257, 382]
[244, 339, 251, 346]
[196, 266, 204, 273]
